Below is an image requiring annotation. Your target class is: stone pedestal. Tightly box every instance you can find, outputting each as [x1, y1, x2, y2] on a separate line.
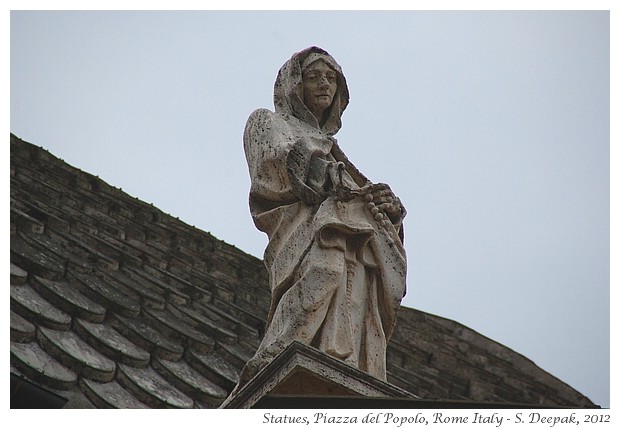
[220, 341, 415, 409]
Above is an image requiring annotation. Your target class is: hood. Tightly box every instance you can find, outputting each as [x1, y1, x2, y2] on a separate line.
[273, 46, 350, 136]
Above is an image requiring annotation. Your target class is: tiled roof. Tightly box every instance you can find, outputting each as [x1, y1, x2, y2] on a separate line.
[9, 134, 596, 408]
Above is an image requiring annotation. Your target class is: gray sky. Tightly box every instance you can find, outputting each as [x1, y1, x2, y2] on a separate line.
[10, 9, 612, 408]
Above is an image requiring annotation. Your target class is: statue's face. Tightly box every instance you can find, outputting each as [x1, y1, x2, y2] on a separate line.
[302, 59, 337, 121]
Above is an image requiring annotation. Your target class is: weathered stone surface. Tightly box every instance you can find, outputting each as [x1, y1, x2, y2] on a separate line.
[30, 275, 106, 323]
[117, 364, 194, 409]
[22, 229, 73, 264]
[16, 199, 71, 233]
[237, 46, 407, 389]
[60, 228, 119, 271]
[10, 311, 36, 343]
[68, 270, 141, 318]
[152, 357, 228, 407]
[10, 206, 45, 234]
[217, 341, 254, 369]
[110, 314, 184, 361]
[11, 341, 77, 390]
[221, 341, 414, 409]
[61, 390, 97, 408]
[186, 349, 240, 391]
[10, 283, 72, 331]
[169, 303, 238, 345]
[102, 270, 166, 310]
[74, 319, 150, 368]
[124, 267, 191, 306]
[79, 379, 149, 409]
[37, 327, 117, 382]
[10, 262, 28, 285]
[10, 235, 65, 280]
[143, 307, 215, 354]
[196, 301, 263, 345]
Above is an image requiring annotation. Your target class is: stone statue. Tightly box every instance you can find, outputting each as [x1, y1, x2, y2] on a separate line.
[238, 46, 407, 387]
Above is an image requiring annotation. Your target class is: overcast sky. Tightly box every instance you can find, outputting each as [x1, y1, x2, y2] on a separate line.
[9, 8, 612, 408]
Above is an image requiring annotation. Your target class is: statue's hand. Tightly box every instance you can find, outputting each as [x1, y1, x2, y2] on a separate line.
[329, 161, 354, 200]
[365, 183, 406, 224]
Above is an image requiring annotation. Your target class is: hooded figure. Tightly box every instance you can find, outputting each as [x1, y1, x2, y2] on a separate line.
[238, 46, 407, 387]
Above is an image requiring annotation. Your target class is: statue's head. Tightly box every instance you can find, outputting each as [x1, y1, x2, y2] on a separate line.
[274, 47, 349, 136]
[301, 57, 338, 125]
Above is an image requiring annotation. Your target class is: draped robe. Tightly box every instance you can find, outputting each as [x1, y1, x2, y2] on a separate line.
[237, 47, 407, 386]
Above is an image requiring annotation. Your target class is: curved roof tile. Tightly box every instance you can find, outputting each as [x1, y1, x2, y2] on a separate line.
[10, 311, 36, 343]
[152, 357, 228, 407]
[79, 379, 149, 409]
[37, 327, 117, 383]
[68, 270, 141, 318]
[10, 283, 72, 331]
[74, 319, 151, 368]
[11, 341, 78, 390]
[117, 364, 194, 409]
[110, 314, 185, 362]
[30, 275, 107, 323]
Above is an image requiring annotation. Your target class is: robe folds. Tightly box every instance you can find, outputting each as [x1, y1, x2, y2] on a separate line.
[238, 46, 407, 385]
